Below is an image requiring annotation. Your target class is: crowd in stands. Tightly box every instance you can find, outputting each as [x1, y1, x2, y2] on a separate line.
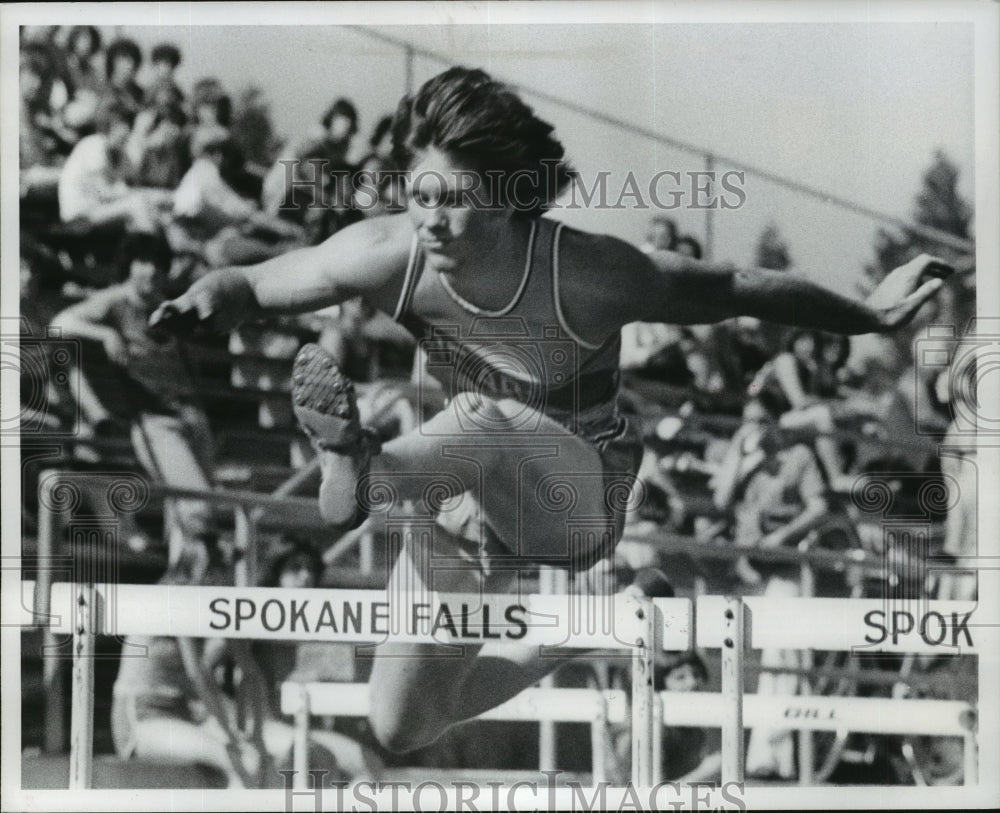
[19, 28, 974, 787]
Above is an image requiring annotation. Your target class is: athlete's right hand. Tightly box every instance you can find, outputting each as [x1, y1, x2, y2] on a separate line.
[149, 268, 257, 335]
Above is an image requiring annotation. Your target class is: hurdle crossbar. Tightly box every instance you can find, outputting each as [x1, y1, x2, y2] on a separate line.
[280, 682, 629, 787]
[33, 580, 690, 789]
[659, 691, 975, 736]
[697, 595, 980, 655]
[280, 681, 976, 786]
[698, 595, 980, 788]
[21, 578, 982, 789]
[281, 681, 975, 736]
[280, 683, 630, 723]
[42, 582, 692, 650]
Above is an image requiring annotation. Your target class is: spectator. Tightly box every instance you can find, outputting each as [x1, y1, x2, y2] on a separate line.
[355, 114, 405, 217]
[134, 101, 190, 189]
[700, 318, 773, 403]
[57, 100, 172, 230]
[711, 397, 829, 586]
[169, 126, 305, 267]
[749, 330, 840, 415]
[640, 215, 676, 254]
[711, 404, 829, 781]
[656, 652, 722, 781]
[262, 97, 360, 239]
[937, 357, 977, 601]
[242, 542, 385, 783]
[673, 234, 703, 260]
[190, 80, 259, 199]
[620, 321, 698, 386]
[20, 48, 66, 201]
[50, 233, 216, 561]
[314, 97, 358, 166]
[60, 25, 104, 136]
[601, 573, 721, 782]
[103, 37, 145, 116]
[20, 27, 74, 124]
[65, 26, 104, 97]
[357, 115, 394, 174]
[146, 43, 185, 108]
[110, 543, 259, 787]
[773, 332, 932, 488]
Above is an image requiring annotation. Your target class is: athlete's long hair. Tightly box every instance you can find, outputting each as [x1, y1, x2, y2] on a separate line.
[391, 66, 574, 216]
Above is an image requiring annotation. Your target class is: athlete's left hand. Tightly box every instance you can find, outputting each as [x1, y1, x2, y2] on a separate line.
[867, 253, 954, 331]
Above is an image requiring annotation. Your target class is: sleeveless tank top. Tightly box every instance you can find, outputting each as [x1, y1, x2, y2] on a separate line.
[393, 218, 623, 437]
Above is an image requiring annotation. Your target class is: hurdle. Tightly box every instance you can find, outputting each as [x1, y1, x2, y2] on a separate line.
[279, 681, 977, 785]
[697, 595, 980, 786]
[31, 580, 692, 789]
[18, 579, 980, 788]
[281, 683, 631, 786]
[32, 471, 334, 753]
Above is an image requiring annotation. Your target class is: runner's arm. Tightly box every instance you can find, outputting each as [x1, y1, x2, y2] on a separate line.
[635, 247, 953, 334]
[150, 215, 411, 333]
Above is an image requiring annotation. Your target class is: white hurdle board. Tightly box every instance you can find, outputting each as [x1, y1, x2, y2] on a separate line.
[32, 581, 691, 789]
[697, 596, 980, 654]
[46, 582, 693, 651]
[281, 682, 631, 723]
[282, 683, 974, 737]
[659, 691, 974, 736]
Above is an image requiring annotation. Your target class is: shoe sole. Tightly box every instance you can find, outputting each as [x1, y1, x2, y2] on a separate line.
[292, 343, 360, 448]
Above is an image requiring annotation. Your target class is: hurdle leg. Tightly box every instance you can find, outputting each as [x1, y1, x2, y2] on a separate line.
[234, 506, 258, 586]
[537, 566, 564, 773]
[798, 562, 815, 785]
[37, 473, 64, 753]
[652, 687, 664, 784]
[69, 581, 96, 789]
[964, 726, 978, 785]
[293, 685, 310, 790]
[631, 596, 657, 786]
[590, 692, 608, 785]
[721, 596, 745, 785]
[359, 530, 374, 574]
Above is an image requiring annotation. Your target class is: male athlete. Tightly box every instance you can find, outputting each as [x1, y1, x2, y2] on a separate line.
[153, 67, 952, 754]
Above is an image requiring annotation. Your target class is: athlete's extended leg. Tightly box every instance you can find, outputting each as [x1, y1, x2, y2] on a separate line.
[365, 525, 580, 754]
[292, 344, 624, 752]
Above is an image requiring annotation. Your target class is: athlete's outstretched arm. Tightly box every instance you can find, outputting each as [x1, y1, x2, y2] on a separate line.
[634, 247, 954, 335]
[150, 215, 412, 334]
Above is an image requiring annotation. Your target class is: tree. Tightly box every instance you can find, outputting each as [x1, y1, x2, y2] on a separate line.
[860, 149, 975, 392]
[860, 150, 973, 300]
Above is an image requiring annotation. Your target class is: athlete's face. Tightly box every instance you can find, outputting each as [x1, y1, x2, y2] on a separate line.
[406, 148, 512, 271]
